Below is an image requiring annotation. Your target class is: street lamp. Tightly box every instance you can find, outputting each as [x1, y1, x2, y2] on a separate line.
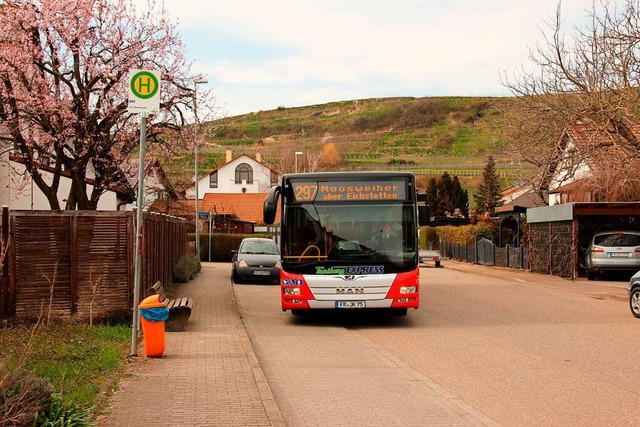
[194, 78, 208, 261]
[294, 151, 303, 173]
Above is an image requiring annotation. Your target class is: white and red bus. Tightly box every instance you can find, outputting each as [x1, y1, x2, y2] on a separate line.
[264, 172, 429, 315]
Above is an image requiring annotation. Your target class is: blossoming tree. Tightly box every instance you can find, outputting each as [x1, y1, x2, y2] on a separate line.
[0, 0, 206, 209]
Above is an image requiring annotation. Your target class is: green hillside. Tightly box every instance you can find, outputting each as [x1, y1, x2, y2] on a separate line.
[159, 96, 533, 193]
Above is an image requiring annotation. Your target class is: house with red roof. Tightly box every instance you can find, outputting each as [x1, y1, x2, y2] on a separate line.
[186, 149, 280, 199]
[150, 192, 281, 232]
[150, 150, 282, 229]
[547, 124, 640, 205]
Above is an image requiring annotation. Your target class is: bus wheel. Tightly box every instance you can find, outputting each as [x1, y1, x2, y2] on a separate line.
[392, 308, 407, 316]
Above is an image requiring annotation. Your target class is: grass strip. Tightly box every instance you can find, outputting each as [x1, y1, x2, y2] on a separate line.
[0, 323, 131, 418]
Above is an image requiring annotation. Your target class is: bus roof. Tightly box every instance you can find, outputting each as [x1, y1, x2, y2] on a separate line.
[283, 171, 415, 180]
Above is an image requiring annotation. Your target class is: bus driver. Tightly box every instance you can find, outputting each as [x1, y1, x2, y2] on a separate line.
[372, 221, 401, 250]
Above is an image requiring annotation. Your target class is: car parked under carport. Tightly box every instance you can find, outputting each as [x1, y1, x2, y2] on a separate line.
[585, 231, 640, 280]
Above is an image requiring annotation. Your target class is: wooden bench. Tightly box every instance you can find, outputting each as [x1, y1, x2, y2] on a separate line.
[147, 281, 193, 332]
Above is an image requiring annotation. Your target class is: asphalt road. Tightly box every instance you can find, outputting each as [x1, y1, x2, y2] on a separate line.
[233, 262, 639, 426]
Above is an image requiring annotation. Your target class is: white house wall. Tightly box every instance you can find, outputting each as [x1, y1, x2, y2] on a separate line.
[6, 161, 118, 210]
[0, 150, 9, 206]
[548, 140, 592, 206]
[549, 141, 591, 190]
[188, 155, 274, 198]
[142, 175, 164, 209]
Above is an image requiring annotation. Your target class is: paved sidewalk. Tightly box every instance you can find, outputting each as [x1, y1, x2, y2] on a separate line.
[438, 259, 629, 302]
[97, 262, 284, 427]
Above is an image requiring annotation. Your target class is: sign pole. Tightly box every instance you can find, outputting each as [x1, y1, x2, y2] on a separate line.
[130, 113, 147, 356]
[208, 212, 212, 262]
[126, 69, 160, 356]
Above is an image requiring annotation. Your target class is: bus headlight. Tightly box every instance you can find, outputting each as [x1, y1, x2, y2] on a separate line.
[283, 288, 301, 295]
[400, 286, 417, 294]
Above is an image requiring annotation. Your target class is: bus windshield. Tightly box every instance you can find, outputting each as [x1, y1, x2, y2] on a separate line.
[282, 202, 417, 272]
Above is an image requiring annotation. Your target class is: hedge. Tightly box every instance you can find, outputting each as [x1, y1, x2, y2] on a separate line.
[191, 233, 272, 262]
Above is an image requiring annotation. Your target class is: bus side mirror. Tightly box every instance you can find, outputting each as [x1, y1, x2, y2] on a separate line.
[418, 205, 430, 226]
[264, 185, 281, 225]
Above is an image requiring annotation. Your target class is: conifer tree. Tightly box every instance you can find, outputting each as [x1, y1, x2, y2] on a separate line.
[425, 173, 469, 217]
[474, 156, 503, 215]
[425, 177, 438, 217]
[436, 172, 455, 216]
[451, 176, 469, 217]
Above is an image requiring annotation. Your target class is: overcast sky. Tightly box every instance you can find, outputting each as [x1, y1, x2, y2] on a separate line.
[148, 0, 591, 117]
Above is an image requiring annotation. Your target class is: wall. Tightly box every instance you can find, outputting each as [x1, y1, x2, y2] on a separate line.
[187, 155, 275, 198]
[0, 150, 9, 206]
[6, 160, 119, 210]
[548, 140, 593, 206]
[528, 221, 574, 278]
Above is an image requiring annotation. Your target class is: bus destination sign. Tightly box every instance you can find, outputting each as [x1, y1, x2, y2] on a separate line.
[292, 180, 407, 202]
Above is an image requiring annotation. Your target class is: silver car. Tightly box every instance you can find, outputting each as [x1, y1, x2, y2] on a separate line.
[585, 231, 640, 280]
[231, 237, 281, 284]
[628, 270, 640, 318]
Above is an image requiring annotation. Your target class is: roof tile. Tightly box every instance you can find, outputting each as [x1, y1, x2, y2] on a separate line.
[150, 193, 281, 225]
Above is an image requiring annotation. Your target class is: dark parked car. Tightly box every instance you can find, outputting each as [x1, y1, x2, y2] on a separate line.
[231, 237, 281, 284]
[628, 270, 640, 318]
[585, 231, 640, 280]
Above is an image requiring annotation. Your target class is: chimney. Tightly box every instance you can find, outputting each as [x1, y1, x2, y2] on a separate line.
[255, 153, 262, 163]
[225, 149, 232, 163]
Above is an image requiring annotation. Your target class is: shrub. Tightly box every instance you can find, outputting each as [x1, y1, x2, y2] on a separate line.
[419, 226, 439, 249]
[435, 220, 497, 245]
[34, 393, 92, 426]
[0, 365, 53, 427]
[173, 255, 201, 283]
[197, 233, 271, 262]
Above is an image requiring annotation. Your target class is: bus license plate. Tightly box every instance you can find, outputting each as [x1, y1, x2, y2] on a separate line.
[253, 270, 270, 275]
[336, 301, 365, 309]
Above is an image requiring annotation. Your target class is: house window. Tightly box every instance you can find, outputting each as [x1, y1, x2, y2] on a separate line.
[209, 171, 218, 188]
[270, 171, 279, 186]
[235, 163, 253, 184]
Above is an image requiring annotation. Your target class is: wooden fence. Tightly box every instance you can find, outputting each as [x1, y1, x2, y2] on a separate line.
[1, 207, 9, 320]
[0, 208, 187, 321]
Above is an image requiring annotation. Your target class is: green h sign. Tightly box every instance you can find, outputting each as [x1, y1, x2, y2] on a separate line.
[128, 69, 161, 114]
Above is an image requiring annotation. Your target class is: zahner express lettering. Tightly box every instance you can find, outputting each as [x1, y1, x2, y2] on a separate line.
[345, 266, 385, 274]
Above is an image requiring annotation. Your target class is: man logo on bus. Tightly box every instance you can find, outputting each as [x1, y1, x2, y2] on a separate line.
[336, 287, 364, 294]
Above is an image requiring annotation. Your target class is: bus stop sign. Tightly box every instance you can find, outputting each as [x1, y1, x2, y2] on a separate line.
[128, 69, 161, 114]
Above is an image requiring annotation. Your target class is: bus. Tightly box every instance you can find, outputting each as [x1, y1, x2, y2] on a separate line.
[263, 172, 429, 315]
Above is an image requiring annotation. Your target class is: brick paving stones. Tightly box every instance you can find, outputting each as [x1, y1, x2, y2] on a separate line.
[97, 263, 284, 427]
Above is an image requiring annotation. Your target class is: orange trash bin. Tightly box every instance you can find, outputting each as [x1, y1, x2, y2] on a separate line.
[138, 295, 169, 357]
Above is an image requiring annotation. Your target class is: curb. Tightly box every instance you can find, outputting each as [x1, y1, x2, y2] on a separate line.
[440, 259, 629, 303]
[230, 280, 285, 427]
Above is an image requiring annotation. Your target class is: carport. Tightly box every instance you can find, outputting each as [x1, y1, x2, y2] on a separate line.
[526, 202, 640, 279]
